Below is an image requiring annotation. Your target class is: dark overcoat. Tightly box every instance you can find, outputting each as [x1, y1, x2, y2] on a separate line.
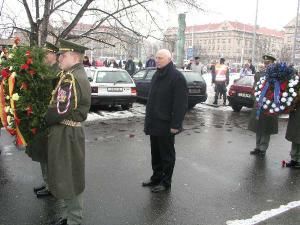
[144, 62, 188, 136]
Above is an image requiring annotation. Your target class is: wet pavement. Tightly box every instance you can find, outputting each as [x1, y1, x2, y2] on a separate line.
[1, 104, 300, 225]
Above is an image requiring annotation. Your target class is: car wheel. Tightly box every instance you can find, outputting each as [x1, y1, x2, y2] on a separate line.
[121, 104, 131, 110]
[232, 104, 242, 112]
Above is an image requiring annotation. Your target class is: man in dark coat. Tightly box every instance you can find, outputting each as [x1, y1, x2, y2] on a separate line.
[248, 55, 278, 156]
[29, 42, 60, 198]
[143, 49, 188, 193]
[285, 103, 300, 168]
[145, 54, 156, 68]
[46, 40, 91, 225]
[125, 55, 136, 76]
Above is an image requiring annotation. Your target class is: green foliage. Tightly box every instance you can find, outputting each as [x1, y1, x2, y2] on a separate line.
[0, 45, 57, 145]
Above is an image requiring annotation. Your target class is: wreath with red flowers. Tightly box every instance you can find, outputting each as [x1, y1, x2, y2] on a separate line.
[0, 38, 55, 146]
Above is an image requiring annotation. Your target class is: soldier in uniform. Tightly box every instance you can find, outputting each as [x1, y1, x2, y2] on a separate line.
[26, 42, 60, 198]
[285, 97, 300, 168]
[248, 55, 278, 156]
[46, 39, 91, 225]
[212, 57, 229, 105]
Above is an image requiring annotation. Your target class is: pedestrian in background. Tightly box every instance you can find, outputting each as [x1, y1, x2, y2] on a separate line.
[145, 54, 156, 68]
[212, 57, 229, 105]
[240, 63, 252, 77]
[248, 59, 256, 74]
[191, 56, 203, 74]
[125, 55, 136, 76]
[142, 49, 188, 193]
[83, 55, 91, 67]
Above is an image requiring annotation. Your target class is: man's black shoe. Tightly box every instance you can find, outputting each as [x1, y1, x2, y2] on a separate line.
[33, 184, 46, 193]
[51, 218, 67, 225]
[250, 149, 266, 156]
[151, 184, 170, 193]
[36, 189, 52, 198]
[286, 160, 300, 169]
[142, 180, 160, 187]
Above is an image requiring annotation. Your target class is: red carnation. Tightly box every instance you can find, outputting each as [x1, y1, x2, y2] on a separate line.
[25, 50, 31, 57]
[14, 37, 21, 45]
[26, 106, 33, 116]
[1, 68, 10, 79]
[28, 70, 36, 76]
[20, 82, 28, 90]
[21, 64, 29, 70]
[26, 58, 32, 65]
[31, 128, 37, 135]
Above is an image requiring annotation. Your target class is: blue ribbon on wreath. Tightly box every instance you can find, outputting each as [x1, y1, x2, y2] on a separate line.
[255, 62, 295, 119]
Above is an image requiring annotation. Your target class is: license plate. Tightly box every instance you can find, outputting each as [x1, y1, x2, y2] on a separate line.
[238, 93, 251, 98]
[189, 88, 201, 94]
[107, 87, 123, 92]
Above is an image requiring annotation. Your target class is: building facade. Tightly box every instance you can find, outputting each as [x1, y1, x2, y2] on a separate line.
[164, 21, 284, 64]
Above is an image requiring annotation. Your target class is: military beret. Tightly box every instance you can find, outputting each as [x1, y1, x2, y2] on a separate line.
[262, 54, 276, 62]
[58, 39, 89, 54]
[44, 42, 59, 53]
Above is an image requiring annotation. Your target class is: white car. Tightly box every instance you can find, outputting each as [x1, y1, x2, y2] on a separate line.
[85, 67, 137, 110]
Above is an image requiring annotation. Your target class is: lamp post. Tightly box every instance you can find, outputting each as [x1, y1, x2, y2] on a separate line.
[251, 0, 259, 64]
[292, 0, 300, 64]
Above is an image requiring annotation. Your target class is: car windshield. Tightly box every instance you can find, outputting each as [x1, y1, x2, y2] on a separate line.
[85, 69, 95, 82]
[95, 71, 133, 83]
[235, 75, 254, 86]
[182, 71, 204, 83]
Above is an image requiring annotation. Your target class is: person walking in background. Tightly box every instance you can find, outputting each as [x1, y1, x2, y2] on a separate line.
[248, 59, 256, 74]
[240, 63, 252, 77]
[125, 55, 136, 76]
[191, 56, 203, 74]
[142, 49, 188, 193]
[138, 60, 143, 70]
[145, 54, 156, 68]
[212, 57, 229, 105]
[83, 55, 91, 67]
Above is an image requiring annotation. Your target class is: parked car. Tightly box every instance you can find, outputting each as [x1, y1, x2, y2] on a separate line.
[132, 68, 207, 109]
[227, 75, 255, 112]
[85, 67, 137, 110]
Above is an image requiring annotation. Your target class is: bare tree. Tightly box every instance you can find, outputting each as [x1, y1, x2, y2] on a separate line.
[0, 0, 204, 47]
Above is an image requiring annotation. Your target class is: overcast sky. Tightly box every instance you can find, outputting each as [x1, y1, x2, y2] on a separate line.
[165, 0, 299, 30]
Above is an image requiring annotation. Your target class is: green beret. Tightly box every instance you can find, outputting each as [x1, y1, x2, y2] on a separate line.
[262, 54, 276, 62]
[44, 42, 59, 53]
[58, 39, 89, 54]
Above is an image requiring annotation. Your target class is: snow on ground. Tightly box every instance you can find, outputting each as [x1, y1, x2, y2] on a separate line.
[86, 103, 145, 122]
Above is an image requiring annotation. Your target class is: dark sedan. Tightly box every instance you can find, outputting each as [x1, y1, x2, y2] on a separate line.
[227, 75, 255, 112]
[133, 68, 207, 109]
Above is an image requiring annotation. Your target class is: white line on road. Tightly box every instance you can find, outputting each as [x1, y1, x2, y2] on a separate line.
[226, 200, 300, 225]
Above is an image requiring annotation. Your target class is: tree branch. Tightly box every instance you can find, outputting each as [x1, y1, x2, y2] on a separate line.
[59, 0, 95, 39]
[67, 34, 116, 47]
[22, 0, 35, 27]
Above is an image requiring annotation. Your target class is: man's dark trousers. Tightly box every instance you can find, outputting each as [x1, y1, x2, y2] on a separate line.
[150, 135, 175, 187]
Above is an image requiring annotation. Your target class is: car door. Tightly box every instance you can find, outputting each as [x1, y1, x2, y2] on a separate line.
[132, 70, 147, 98]
[143, 69, 156, 99]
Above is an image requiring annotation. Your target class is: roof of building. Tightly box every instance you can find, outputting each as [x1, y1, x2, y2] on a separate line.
[166, 21, 284, 38]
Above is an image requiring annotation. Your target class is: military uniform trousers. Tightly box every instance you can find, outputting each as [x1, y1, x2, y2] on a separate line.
[256, 132, 270, 152]
[290, 143, 300, 163]
[150, 135, 175, 187]
[60, 193, 83, 225]
[40, 162, 48, 189]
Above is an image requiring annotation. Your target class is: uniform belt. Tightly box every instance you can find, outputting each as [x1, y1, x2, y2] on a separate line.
[60, 119, 81, 127]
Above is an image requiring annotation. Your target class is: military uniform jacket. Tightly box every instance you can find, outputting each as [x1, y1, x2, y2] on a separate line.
[248, 70, 278, 135]
[286, 107, 300, 144]
[46, 63, 91, 199]
[25, 62, 61, 163]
